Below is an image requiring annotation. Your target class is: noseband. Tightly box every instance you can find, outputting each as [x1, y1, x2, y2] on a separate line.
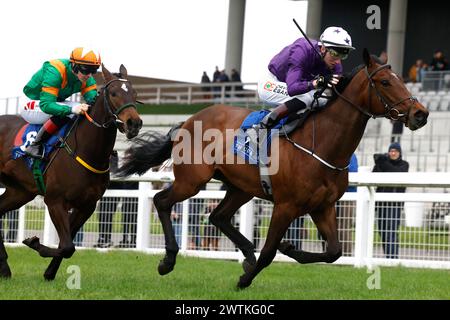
[334, 64, 418, 121]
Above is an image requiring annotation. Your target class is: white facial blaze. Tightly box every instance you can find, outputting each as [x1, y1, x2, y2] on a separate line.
[121, 83, 128, 92]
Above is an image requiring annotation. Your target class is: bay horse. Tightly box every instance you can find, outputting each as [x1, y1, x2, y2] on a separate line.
[117, 49, 428, 288]
[0, 64, 143, 279]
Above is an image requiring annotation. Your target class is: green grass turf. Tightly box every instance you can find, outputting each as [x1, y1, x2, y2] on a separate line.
[1, 247, 448, 300]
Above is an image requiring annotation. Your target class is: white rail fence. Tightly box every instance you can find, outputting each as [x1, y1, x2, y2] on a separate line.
[1, 172, 450, 270]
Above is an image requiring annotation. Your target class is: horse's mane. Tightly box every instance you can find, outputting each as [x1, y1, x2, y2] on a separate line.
[333, 54, 383, 95]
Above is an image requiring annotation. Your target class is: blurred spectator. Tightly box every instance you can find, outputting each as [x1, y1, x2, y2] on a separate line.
[201, 199, 220, 251]
[200, 71, 211, 99]
[408, 59, 425, 83]
[379, 50, 388, 64]
[372, 142, 409, 259]
[212, 66, 221, 83]
[212, 66, 221, 98]
[390, 120, 404, 143]
[285, 217, 305, 250]
[335, 153, 358, 255]
[429, 50, 449, 71]
[218, 70, 230, 97]
[171, 202, 183, 246]
[253, 202, 263, 251]
[188, 186, 205, 250]
[231, 68, 243, 97]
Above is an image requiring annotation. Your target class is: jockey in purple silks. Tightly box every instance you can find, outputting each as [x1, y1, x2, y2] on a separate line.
[255, 26, 356, 130]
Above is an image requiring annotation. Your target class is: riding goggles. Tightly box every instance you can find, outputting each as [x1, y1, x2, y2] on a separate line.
[77, 64, 99, 75]
[327, 48, 349, 60]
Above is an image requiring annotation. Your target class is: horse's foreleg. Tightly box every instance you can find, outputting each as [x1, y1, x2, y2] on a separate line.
[44, 203, 96, 280]
[23, 201, 75, 259]
[237, 203, 293, 289]
[153, 187, 179, 275]
[209, 186, 255, 272]
[279, 205, 342, 264]
[0, 235, 11, 278]
[0, 187, 35, 278]
[154, 182, 200, 276]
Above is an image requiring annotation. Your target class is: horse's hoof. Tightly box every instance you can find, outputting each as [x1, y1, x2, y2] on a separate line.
[43, 272, 56, 281]
[278, 241, 295, 255]
[236, 274, 252, 289]
[157, 260, 175, 276]
[0, 264, 12, 279]
[242, 259, 255, 273]
[23, 236, 40, 249]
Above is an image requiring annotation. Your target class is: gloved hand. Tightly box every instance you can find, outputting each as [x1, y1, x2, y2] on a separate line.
[314, 74, 340, 89]
[71, 103, 90, 115]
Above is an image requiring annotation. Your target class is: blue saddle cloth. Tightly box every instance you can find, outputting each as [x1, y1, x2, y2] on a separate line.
[239, 110, 288, 130]
[12, 123, 71, 171]
[233, 110, 288, 165]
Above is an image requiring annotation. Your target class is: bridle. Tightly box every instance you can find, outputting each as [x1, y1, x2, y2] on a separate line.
[84, 78, 137, 128]
[333, 64, 418, 121]
[284, 64, 418, 172]
[46, 78, 138, 175]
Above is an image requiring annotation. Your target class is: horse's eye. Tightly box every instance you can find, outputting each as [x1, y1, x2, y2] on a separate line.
[381, 79, 390, 87]
[111, 92, 117, 97]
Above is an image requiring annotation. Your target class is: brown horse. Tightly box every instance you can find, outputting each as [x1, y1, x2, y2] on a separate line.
[0, 64, 142, 279]
[117, 49, 428, 288]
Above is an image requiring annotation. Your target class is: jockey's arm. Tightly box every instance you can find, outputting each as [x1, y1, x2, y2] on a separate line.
[285, 65, 314, 97]
[285, 46, 315, 96]
[38, 67, 72, 117]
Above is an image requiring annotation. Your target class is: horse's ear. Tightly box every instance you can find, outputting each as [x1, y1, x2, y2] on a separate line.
[101, 63, 113, 82]
[363, 48, 372, 67]
[119, 64, 128, 79]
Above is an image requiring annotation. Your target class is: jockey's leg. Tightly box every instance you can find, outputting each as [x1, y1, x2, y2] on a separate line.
[24, 116, 70, 159]
[256, 98, 307, 130]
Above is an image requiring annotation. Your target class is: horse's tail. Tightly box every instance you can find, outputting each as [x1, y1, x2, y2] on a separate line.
[116, 122, 184, 177]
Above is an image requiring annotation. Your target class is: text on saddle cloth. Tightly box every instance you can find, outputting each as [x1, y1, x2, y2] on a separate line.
[11, 122, 71, 171]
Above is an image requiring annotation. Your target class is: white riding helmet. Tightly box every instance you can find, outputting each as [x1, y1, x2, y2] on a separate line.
[319, 26, 355, 51]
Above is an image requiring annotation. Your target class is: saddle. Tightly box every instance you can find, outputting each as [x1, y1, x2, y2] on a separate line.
[234, 109, 311, 196]
[12, 121, 73, 194]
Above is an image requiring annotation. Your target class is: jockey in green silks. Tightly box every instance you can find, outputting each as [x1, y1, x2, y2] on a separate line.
[22, 47, 101, 159]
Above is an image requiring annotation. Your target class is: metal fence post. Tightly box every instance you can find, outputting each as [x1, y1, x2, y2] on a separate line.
[17, 206, 26, 243]
[136, 182, 152, 250]
[365, 186, 376, 269]
[43, 207, 58, 246]
[239, 198, 254, 261]
[353, 185, 369, 267]
[181, 200, 189, 252]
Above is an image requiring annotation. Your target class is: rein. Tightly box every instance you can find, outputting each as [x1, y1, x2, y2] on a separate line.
[61, 78, 137, 174]
[333, 64, 418, 120]
[283, 63, 416, 172]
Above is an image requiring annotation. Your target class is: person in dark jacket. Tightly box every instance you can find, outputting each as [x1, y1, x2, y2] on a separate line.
[372, 142, 409, 259]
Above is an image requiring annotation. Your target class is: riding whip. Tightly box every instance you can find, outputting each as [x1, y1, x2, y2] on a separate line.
[292, 18, 323, 61]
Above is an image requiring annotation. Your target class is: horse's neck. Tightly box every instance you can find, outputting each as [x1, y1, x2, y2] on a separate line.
[74, 94, 117, 164]
[296, 77, 369, 165]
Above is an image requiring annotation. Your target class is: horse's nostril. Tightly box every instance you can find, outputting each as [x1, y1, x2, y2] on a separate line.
[414, 110, 428, 126]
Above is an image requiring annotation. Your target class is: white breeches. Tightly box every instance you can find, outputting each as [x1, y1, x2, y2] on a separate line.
[257, 71, 330, 108]
[20, 100, 79, 124]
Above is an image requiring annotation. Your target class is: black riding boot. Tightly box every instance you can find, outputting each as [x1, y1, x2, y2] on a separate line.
[23, 126, 52, 159]
[256, 103, 289, 130]
[24, 116, 70, 159]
